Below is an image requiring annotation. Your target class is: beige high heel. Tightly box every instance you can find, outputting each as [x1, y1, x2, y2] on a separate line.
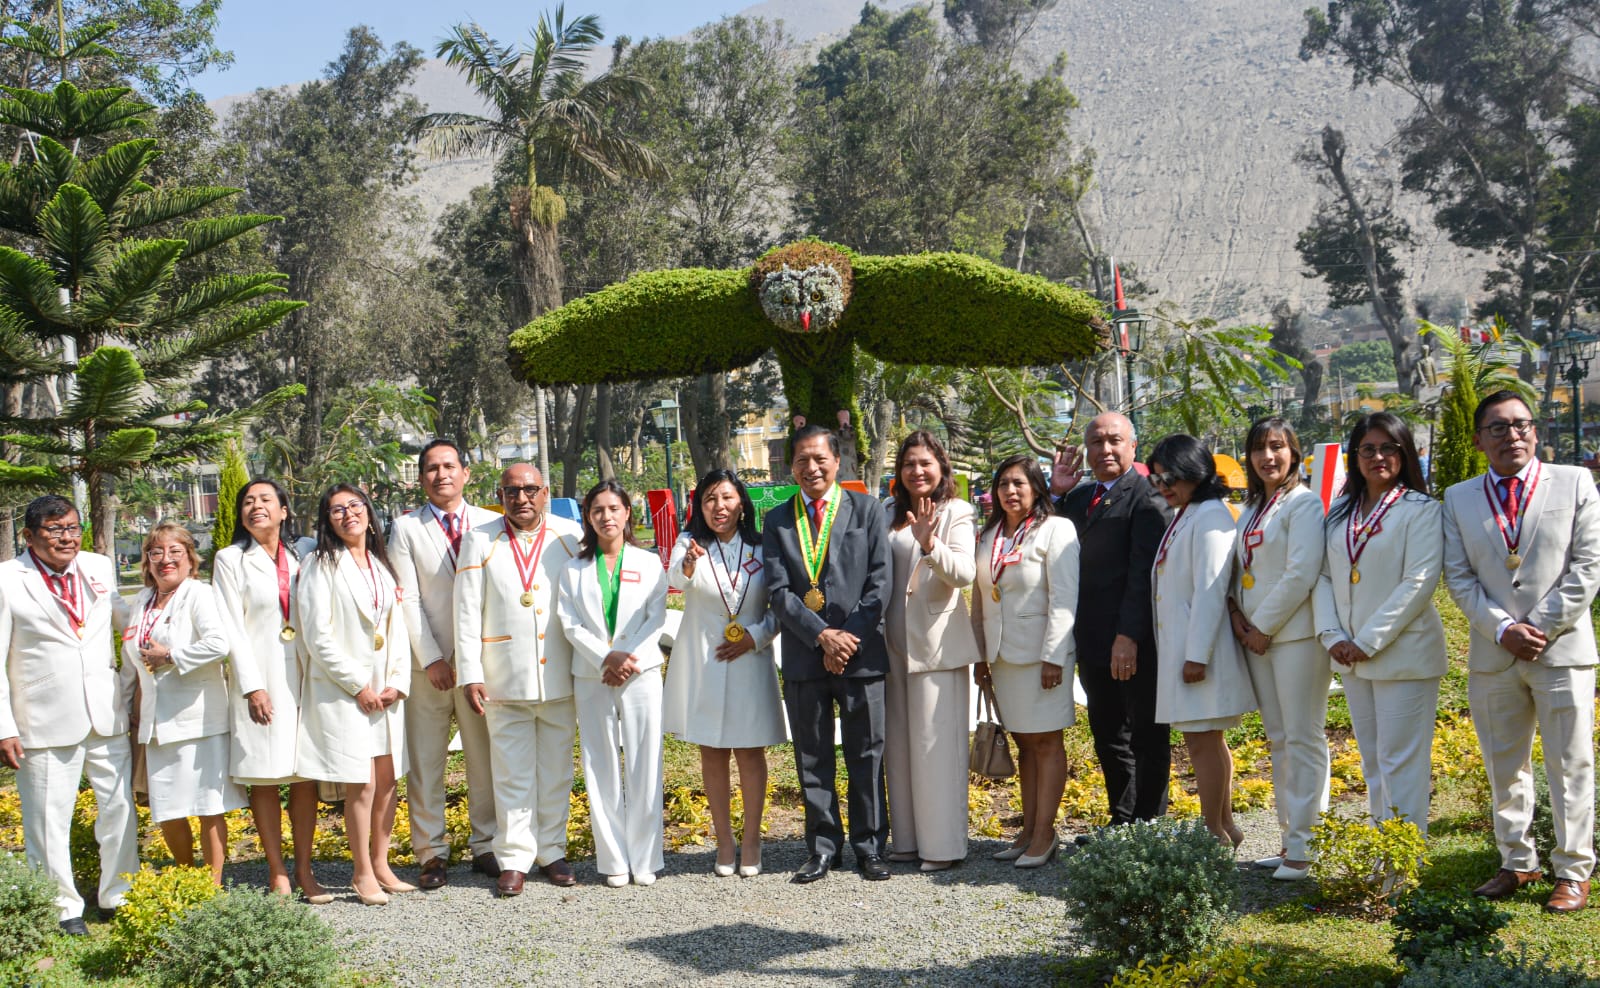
[354, 886, 390, 906]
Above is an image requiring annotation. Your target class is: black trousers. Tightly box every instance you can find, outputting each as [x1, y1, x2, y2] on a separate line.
[783, 674, 889, 860]
[1077, 656, 1171, 824]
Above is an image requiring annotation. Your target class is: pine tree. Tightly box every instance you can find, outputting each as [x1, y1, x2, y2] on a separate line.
[209, 438, 247, 563]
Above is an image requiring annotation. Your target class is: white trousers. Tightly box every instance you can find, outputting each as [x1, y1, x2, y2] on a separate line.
[485, 697, 577, 873]
[1246, 637, 1331, 861]
[1470, 660, 1596, 881]
[404, 672, 496, 862]
[575, 674, 664, 880]
[1342, 675, 1440, 836]
[884, 658, 970, 862]
[18, 732, 140, 920]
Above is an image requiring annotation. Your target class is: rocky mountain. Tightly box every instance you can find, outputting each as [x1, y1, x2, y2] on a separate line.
[211, 0, 1488, 324]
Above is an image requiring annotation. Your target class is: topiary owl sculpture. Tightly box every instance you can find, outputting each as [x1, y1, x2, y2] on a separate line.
[508, 240, 1108, 428]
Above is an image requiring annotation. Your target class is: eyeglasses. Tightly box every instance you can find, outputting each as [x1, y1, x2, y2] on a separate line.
[500, 484, 546, 501]
[38, 524, 81, 538]
[1479, 419, 1535, 439]
[1356, 443, 1404, 460]
[327, 501, 367, 518]
[1150, 472, 1178, 488]
[144, 548, 187, 561]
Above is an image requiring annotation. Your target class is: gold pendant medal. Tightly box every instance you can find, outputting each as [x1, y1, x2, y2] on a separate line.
[1506, 553, 1522, 571]
[279, 626, 296, 642]
[724, 621, 746, 643]
[520, 591, 535, 607]
[1241, 571, 1255, 590]
[804, 586, 825, 612]
[1349, 569, 1360, 585]
[991, 585, 1001, 602]
[373, 633, 385, 651]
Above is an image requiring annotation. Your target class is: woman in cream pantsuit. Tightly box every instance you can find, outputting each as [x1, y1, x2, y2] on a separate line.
[664, 470, 784, 879]
[972, 455, 1079, 869]
[1313, 413, 1446, 836]
[295, 484, 414, 905]
[1147, 434, 1256, 849]
[119, 522, 244, 884]
[1227, 419, 1329, 880]
[883, 431, 980, 872]
[214, 478, 330, 901]
[558, 481, 668, 888]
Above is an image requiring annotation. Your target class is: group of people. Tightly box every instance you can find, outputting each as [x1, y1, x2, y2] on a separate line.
[1, 391, 1595, 937]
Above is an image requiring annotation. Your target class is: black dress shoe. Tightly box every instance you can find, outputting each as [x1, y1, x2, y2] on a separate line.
[792, 854, 834, 884]
[472, 852, 501, 878]
[96, 905, 120, 922]
[59, 917, 89, 937]
[418, 856, 448, 890]
[857, 855, 891, 881]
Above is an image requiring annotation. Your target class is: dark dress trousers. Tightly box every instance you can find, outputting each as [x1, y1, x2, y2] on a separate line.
[763, 488, 892, 860]
[1057, 471, 1173, 824]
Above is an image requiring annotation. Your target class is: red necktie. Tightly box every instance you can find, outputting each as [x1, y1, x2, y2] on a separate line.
[445, 512, 462, 556]
[1088, 483, 1107, 517]
[810, 497, 824, 532]
[56, 571, 75, 603]
[1500, 477, 1522, 518]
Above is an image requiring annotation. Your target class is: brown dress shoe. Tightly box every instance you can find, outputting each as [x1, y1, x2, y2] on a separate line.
[540, 859, 577, 888]
[1472, 868, 1542, 899]
[472, 852, 502, 878]
[418, 857, 449, 890]
[1546, 878, 1590, 913]
[496, 870, 526, 897]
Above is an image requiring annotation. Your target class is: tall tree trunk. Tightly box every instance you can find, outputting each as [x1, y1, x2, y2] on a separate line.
[706, 373, 731, 472]
[864, 398, 895, 492]
[594, 383, 615, 482]
[629, 407, 645, 474]
[0, 379, 20, 559]
[553, 384, 593, 499]
[680, 379, 711, 479]
[511, 187, 567, 485]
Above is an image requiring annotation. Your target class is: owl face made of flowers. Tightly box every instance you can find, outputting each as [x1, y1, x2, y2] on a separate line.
[758, 263, 848, 334]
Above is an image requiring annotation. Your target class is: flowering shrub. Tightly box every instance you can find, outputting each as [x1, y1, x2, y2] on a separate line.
[1109, 946, 1266, 987]
[566, 792, 594, 861]
[108, 865, 220, 971]
[0, 850, 59, 963]
[1309, 811, 1427, 914]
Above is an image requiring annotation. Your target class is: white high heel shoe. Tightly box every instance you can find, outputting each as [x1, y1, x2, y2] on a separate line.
[738, 850, 761, 878]
[1015, 837, 1060, 870]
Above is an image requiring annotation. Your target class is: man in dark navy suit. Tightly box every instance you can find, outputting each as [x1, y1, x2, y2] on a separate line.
[763, 424, 893, 883]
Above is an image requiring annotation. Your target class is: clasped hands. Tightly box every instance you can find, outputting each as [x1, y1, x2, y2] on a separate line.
[354, 685, 404, 715]
[818, 628, 859, 674]
[138, 641, 172, 673]
[601, 649, 642, 687]
[1328, 640, 1372, 667]
[1227, 602, 1271, 656]
[1501, 622, 1547, 662]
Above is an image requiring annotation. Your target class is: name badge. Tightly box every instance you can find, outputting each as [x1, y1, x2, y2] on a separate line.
[1244, 532, 1264, 549]
[743, 559, 762, 574]
[1003, 551, 1022, 565]
[88, 579, 106, 594]
[621, 570, 641, 583]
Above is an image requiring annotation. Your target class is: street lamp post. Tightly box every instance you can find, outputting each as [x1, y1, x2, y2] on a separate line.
[650, 397, 682, 518]
[1111, 309, 1149, 429]
[1550, 331, 1599, 466]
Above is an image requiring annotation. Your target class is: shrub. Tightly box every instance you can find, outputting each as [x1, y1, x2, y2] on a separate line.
[1391, 890, 1509, 969]
[108, 865, 221, 970]
[0, 850, 61, 963]
[566, 792, 594, 861]
[155, 887, 343, 988]
[1397, 949, 1597, 988]
[1061, 818, 1237, 965]
[1309, 811, 1427, 914]
[1109, 947, 1266, 987]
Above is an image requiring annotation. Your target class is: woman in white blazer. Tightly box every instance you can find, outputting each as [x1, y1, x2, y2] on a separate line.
[883, 432, 980, 872]
[1147, 434, 1255, 850]
[664, 470, 783, 878]
[213, 478, 329, 901]
[1226, 419, 1328, 880]
[557, 481, 668, 888]
[1314, 412, 1446, 836]
[118, 522, 243, 884]
[295, 484, 414, 905]
[972, 455, 1079, 869]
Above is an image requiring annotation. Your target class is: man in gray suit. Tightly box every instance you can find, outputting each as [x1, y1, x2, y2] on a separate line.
[763, 424, 892, 883]
[1442, 390, 1600, 913]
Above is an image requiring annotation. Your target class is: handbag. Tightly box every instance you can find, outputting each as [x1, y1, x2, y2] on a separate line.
[969, 680, 1016, 780]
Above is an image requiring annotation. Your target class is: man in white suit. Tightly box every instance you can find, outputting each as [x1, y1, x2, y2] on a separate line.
[454, 463, 582, 894]
[0, 495, 139, 934]
[389, 439, 502, 888]
[1442, 390, 1600, 913]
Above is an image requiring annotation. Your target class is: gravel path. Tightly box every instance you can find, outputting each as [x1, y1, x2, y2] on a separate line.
[217, 810, 1291, 987]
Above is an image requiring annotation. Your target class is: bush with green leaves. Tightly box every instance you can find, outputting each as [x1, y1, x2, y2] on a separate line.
[0, 850, 61, 963]
[1061, 818, 1237, 965]
[154, 886, 343, 988]
[1108, 946, 1266, 987]
[1397, 949, 1597, 988]
[108, 865, 221, 970]
[1391, 889, 1509, 969]
[1309, 810, 1427, 913]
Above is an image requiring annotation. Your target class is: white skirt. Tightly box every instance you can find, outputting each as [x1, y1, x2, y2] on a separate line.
[147, 733, 249, 822]
[1173, 714, 1243, 733]
[992, 660, 1075, 733]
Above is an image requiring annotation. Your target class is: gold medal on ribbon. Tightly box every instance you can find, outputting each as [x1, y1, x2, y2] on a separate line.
[1349, 569, 1360, 585]
[280, 626, 296, 642]
[1506, 553, 1522, 571]
[520, 591, 535, 607]
[794, 490, 840, 615]
[991, 585, 1001, 602]
[1241, 571, 1255, 590]
[724, 621, 746, 643]
[373, 633, 385, 651]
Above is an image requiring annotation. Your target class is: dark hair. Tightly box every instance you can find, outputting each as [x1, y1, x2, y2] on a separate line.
[1331, 411, 1429, 522]
[980, 455, 1053, 538]
[1243, 417, 1304, 505]
[1148, 434, 1230, 503]
[232, 478, 299, 557]
[578, 479, 642, 560]
[312, 484, 395, 579]
[23, 494, 75, 532]
[685, 470, 758, 545]
[891, 431, 956, 526]
[417, 438, 465, 475]
[790, 424, 841, 461]
[1472, 389, 1533, 431]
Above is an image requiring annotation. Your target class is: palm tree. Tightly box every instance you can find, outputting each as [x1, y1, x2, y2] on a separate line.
[412, 6, 664, 482]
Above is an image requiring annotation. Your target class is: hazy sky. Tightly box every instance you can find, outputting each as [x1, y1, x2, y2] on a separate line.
[192, 0, 754, 98]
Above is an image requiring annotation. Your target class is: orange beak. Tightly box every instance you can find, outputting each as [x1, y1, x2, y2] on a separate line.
[801, 310, 811, 332]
